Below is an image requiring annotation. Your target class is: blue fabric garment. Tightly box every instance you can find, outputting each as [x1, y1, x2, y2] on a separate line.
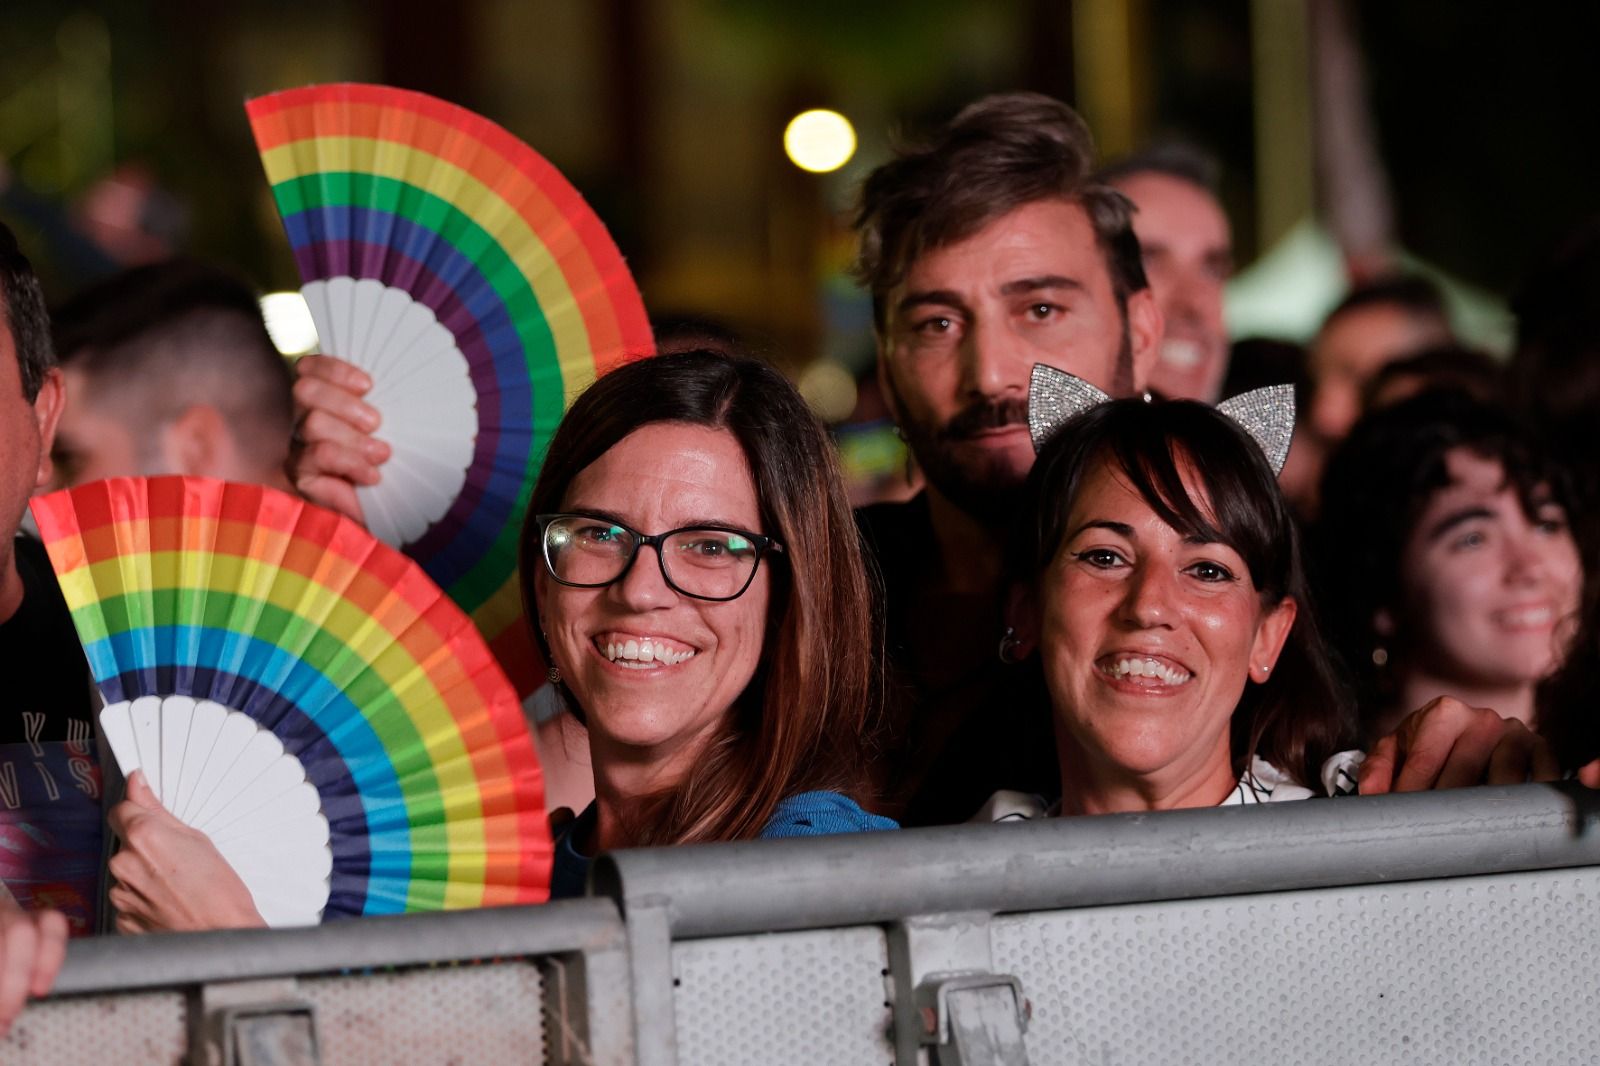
[548, 790, 897, 899]
[758, 790, 900, 837]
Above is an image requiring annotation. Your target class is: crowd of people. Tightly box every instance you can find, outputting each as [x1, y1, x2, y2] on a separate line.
[0, 89, 1596, 1032]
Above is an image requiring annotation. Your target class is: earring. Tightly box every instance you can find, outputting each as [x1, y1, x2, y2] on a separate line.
[997, 626, 1022, 664]
[1252, 663, 1271, 681]
[1371, 645, 1389, 668]
[547, 665, 562, 685]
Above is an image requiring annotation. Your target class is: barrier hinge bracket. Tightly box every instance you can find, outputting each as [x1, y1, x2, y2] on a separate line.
[922, 973, 1030, 1065]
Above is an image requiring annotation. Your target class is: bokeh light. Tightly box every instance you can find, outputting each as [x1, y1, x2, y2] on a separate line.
[260, 291, 320, 355]
[783, 109, 857, 174]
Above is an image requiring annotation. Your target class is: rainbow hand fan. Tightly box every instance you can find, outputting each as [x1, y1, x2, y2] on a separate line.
[246, 83, 654, 696]
[30, 477, 552, 927]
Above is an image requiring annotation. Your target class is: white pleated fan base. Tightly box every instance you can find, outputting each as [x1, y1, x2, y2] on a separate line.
[300, 277, 479, 548]
[99, 696, 332, 927]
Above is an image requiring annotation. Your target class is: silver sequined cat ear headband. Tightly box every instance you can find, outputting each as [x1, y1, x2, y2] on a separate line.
[1026, 364, 1296, 475]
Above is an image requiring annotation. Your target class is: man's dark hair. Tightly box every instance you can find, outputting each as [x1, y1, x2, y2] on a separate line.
[52, 259, 293, 455]
[1096, 139, 1222, 197]
[1322, 274, 1450, 332]
[0, 221, 56, 402]
[853, 92, 1148, 332]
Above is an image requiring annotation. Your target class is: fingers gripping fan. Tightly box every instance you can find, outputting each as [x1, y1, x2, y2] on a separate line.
[246, 83, 655, 696]
[30, 477, 552, 927]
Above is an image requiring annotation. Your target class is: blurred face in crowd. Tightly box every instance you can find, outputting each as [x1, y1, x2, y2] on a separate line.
[533, 422, 772, 786]
[49, 367, 144, 489]
[878, 197, 1160, 520]
[1308, 303, 1450, 446]
[1389, 448, 1583, 692]
[1113, 172, 1232, 403]
[1012, 454, 1296, 805]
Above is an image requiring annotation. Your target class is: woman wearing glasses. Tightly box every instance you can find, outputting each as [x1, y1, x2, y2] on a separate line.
[521, 350, 895, 897]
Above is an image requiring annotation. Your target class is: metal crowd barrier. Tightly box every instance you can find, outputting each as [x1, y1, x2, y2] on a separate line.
[9, 782, 1600, 1065]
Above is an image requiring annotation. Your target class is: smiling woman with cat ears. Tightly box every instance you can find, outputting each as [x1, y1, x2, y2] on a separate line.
[986, 370, 1358, 819]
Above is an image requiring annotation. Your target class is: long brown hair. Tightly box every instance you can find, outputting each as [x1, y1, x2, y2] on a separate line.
[520, 349, 880, 845]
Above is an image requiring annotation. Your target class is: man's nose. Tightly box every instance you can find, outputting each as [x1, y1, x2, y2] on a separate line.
[959, 317, 1025, 398]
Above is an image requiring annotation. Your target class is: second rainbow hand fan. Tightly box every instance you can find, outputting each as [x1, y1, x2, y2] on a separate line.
[246, 83, 655, 696]
[30, 476, 552, 927]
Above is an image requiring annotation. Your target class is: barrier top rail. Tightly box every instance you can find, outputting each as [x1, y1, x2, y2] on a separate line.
[592, 782, 1600, 939]
[48, 897, 624, 998]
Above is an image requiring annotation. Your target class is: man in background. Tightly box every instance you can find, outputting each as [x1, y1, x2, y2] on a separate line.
[1099, 143, 1234, 402]
[853, 92, 1161, 823]
[0, 222, 81, 1025]
[49, 260, 294, 490]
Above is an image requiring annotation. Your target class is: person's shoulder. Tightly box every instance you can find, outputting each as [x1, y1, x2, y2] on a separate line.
[760, 791, 899, 838]
[12, 532, 48, 574]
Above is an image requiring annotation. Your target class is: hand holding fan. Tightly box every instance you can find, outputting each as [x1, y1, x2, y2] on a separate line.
[30, 476, 552, 927]
[246, 83, 655, 696]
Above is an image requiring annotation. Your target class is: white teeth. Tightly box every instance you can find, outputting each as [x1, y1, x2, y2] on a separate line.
[1498, 607, 1553, 627]
[1108, 657, 1191, 685]
[598, 637, 696, 667]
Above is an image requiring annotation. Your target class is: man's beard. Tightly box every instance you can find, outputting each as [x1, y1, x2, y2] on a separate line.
[889, 322, 1134, 528]
[897, 393, 1032, 527]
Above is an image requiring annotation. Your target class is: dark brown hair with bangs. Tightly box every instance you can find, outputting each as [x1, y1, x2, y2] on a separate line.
[519, 349, 880, 846]
[1315, 388, 1586, 732]
[1008, 398, 1355, 787]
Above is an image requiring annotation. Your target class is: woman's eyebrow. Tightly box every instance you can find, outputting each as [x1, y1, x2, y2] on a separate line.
[562, 506, 751, 531]
[1066, 519, 1136, 540]
[562, 506, 631, 526]
[1425, 506, 1494, 543]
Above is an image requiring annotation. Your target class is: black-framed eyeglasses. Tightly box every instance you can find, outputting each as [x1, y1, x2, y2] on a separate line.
[534, 513, 784, 602]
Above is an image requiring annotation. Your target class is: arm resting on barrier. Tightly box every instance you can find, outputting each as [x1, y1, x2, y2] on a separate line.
[0, 897, 66, 1037]
[1358, 695, 1562, 794]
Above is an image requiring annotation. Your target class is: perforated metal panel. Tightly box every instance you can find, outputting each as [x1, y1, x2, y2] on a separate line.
[672, 927, 894, 1066]
[5, 988, 187, 1064]
[301, 961, 546, 1063]
[992, 866, 1600, 1066]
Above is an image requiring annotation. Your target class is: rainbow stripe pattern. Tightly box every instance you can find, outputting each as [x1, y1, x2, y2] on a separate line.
[31, 476, 552, 917]
[247, 83, 655, 695]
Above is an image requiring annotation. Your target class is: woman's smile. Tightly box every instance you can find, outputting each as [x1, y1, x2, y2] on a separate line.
[593, 633, 700, 669]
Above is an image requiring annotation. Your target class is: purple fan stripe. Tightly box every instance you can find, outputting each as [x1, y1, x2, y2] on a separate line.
[283, 205, 555, 592]
[101, 664, 396, 919]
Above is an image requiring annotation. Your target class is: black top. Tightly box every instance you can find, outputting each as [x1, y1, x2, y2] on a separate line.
[857, 495, 1058, 827]
[0, 535, 103, 934]
[0, 535, 95, 744]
